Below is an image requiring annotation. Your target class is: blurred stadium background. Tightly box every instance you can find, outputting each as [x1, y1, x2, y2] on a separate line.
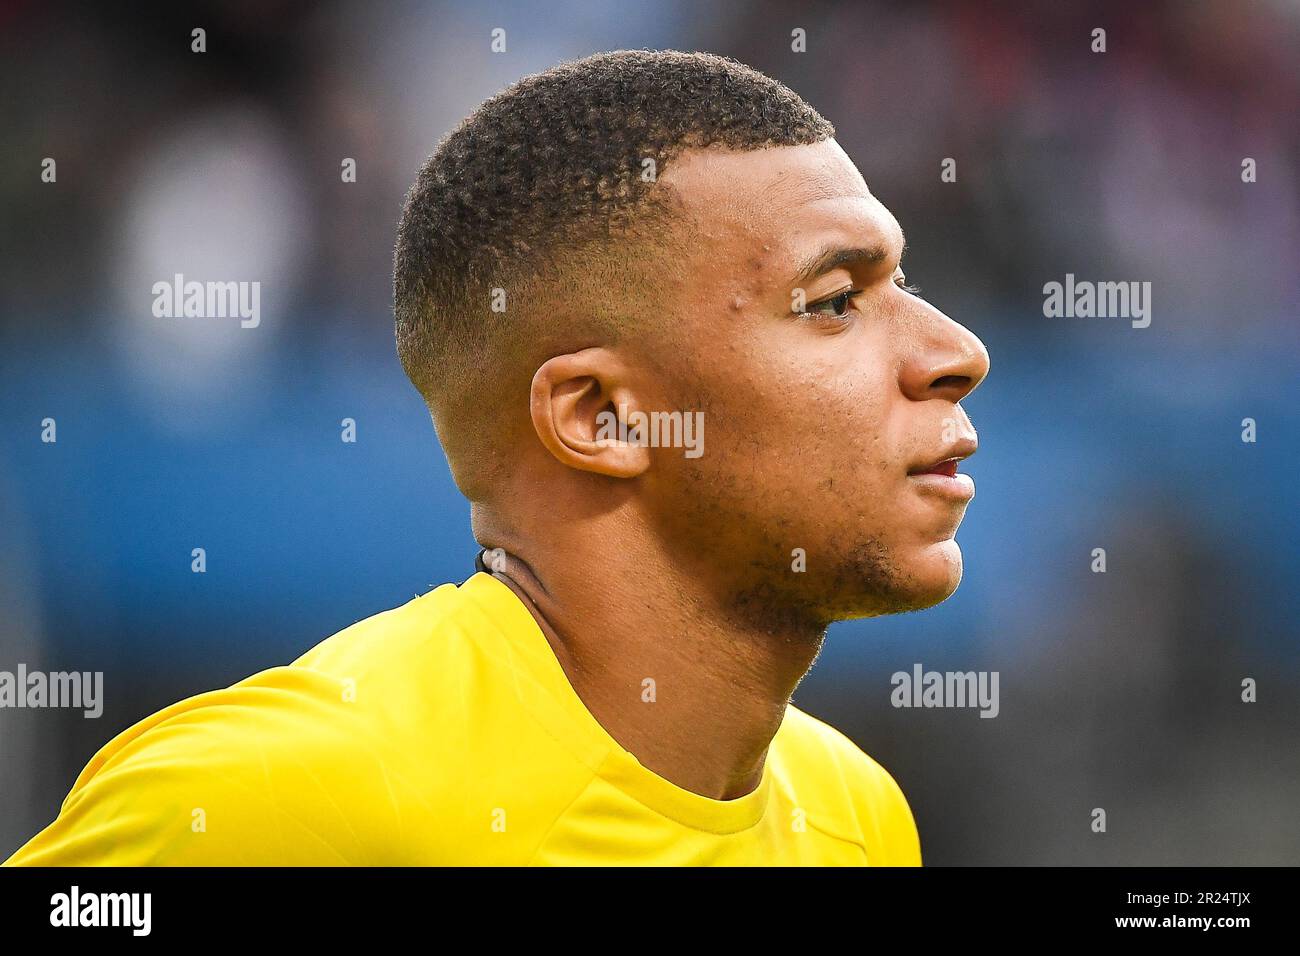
[1, 0, 1297, 864]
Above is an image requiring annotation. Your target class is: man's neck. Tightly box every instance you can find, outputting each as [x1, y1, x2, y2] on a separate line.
[484, 544, 826, 801]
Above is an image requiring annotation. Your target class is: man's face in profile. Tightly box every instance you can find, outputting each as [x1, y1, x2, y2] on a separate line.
[638, 138, 990, 623]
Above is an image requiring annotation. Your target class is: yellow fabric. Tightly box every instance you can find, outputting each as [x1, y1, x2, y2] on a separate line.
[4, 572, 921, 866]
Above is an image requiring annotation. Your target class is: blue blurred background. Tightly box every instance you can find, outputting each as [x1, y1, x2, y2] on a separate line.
[1, 0, 1297, 863]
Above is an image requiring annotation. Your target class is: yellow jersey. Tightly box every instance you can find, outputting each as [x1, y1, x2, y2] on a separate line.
[4, 572, 921, 866]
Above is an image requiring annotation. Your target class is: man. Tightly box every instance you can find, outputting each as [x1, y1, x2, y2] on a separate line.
[6, 50, 986, 866]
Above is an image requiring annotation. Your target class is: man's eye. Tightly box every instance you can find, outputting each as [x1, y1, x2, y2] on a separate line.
[807, 290, 858, 318]
[894, 275, 921, 295]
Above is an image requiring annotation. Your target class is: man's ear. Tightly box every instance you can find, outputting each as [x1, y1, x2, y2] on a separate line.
[529, 347, 651, 478]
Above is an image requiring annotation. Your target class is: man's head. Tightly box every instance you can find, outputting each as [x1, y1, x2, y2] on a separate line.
[395, 50, 988, 628]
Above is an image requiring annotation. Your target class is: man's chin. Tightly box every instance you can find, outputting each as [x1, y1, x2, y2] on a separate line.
[905, 540, 965, 605]
[835, 541, 964, 619]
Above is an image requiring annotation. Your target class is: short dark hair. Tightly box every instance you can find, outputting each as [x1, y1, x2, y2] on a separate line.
[393, 50, 833, 495]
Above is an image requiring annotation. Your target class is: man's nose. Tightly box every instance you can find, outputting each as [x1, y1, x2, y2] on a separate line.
[898, 303, 990, 404]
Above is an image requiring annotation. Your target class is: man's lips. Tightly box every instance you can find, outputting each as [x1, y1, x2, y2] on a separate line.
[911, 457, 960, 478]
[907, 440, 977, 501]
[907, 438, 977, 477]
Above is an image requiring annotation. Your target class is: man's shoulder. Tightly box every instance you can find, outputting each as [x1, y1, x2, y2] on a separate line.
[777, 703, 922, 865]
[86, 581, 482, 781]
[6, 579, 565, 865]
[123, 577, 529, 799]
[290, 581, 467, 682]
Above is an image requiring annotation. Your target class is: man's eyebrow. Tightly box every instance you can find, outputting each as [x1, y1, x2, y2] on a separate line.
[788, 240, 900, 289]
